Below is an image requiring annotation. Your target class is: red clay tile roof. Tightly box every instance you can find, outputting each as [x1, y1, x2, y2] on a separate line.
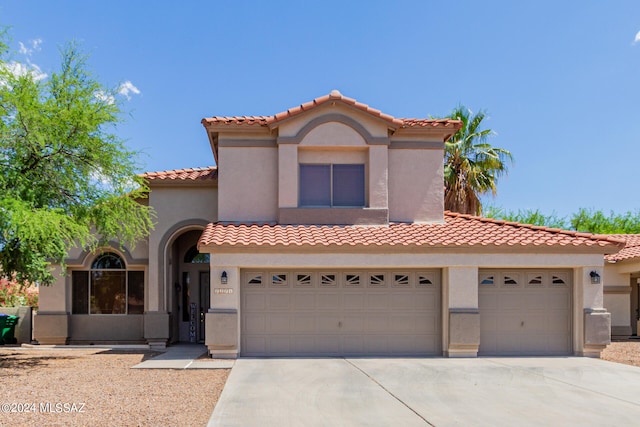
[198, 211, 625, 251]
[142, 166, 217, 181]
[605, 234, 640, 262]
[201, 90, 462, 131]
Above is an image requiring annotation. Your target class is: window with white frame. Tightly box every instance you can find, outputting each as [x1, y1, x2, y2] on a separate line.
[299, 164, 365, 207]
[72, 252, 144, 315]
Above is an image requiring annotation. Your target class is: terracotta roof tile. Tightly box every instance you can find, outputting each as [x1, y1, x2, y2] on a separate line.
[201, 91, 462, 131]
[605, 234, 640, 262]
[198, 211, 624, 251]
[142, 166, 217, 181]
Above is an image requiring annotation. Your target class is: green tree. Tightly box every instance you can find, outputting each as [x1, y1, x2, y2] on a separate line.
[484, 206, 568, 229]
[444, 106, 513, 215]
[570, 208, 640, 234]
[0, 35, 153, 286]
[485, 206, 640, 234]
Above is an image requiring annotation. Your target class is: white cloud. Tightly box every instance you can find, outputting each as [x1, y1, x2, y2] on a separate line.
[117, 81, 141, 100]
[18, 38, 43, 56]
[94, 90, 116, 105]
[1, 61, 47, 82]
[635, 31, 640, 44]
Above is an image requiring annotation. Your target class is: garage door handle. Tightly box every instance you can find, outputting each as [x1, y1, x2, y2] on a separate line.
[338, 321, 342, 328]
[521, 321, 525, 327]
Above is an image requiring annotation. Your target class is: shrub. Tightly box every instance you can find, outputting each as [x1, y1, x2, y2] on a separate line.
[0, 278, 38, 310]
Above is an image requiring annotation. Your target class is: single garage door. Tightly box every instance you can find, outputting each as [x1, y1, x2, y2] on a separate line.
[478, 269, 572, 356]
[241, 270, 441, 356]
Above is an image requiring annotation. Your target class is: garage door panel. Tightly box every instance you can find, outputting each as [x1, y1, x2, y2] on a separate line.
[341, 316, 364, 332]
[525, 293, 547, 309]
[318, 293, 341, 309]
[244, 314, 266, 333]
[479, 269, 571, 356]
[548, 292, 571, 310]
[292, 336, 316, 353]
[292, 315, 316, 332]
[389, 315, 415, 332]
[343, 293, 364, 310]
[365, 316, 389, 332]
[292, 293, 315, 309]
[317, 316, 339, 332]
[499, 293, 526, 309]
[478, 293, 498, 310]
[316, 336, 341, 353]
[422, 314, 440, 333]
[366, 294, 390, 310]
[244, 336, 266, 354]
[244, 294, 266, 310]
[242, 269, 441, 356]
[342, 336, 364, 354]
[267, 294, 291, 310]
[267, 336, 291, 354]
[267, 314, 290, 332]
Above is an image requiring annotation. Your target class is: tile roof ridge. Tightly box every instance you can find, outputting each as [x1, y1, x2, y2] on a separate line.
[443, 211, 626, 246]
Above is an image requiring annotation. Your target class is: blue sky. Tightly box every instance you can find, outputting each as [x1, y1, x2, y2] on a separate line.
[2, 1, 640, 217]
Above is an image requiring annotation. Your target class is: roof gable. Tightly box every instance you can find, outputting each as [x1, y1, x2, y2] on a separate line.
[201, 90, 462, 133]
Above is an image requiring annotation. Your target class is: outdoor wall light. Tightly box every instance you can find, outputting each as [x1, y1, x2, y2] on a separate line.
[590, 271, 601, 284]
[221, 271, 228, 285]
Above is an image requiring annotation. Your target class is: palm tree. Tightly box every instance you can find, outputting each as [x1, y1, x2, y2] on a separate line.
[444, 106, 513, 215]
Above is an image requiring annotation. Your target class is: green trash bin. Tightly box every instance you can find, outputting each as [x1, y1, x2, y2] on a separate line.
[0, 314, 19, 345]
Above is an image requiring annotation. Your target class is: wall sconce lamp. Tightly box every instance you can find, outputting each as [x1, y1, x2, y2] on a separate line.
[590, 271, 601, 284]
[221, 271, 228, 285]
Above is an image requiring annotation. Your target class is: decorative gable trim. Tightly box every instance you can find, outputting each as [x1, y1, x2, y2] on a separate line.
[277, 113, 389, 146]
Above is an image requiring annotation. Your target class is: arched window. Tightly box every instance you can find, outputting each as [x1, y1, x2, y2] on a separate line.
[72, 252, 145, 315]
[184, 246, 210, 264]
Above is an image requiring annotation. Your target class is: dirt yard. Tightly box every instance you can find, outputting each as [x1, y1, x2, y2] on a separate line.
[0, 348, 229, 427]
[601, 340, 640, 368]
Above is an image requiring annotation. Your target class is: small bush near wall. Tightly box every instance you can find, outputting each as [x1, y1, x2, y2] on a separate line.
[0, 279, 38, 310]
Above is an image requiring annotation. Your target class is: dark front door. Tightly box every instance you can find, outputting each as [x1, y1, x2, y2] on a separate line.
[199, 271, 210, 343]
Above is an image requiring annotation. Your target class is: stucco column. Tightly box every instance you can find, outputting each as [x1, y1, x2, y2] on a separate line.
[368, 145, 388, 210]
[33, 266, 70, 345]
[278, 143, 298, 208]
[143, 226, 170, 349]
[444, 267, 480, 357]
[578, 266, 611, 357]
[205, 265, 240, 358]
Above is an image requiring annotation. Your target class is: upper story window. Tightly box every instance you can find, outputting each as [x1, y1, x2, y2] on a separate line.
[299, 164, 365, 207]
[72, 252, 145, 315]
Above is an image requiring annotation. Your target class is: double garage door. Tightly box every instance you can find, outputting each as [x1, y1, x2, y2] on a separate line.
[240, 268, 572, 357]
[241, 270, 441, 357]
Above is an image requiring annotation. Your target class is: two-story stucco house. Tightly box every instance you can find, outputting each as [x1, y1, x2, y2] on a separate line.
[33, 91, 624, 358]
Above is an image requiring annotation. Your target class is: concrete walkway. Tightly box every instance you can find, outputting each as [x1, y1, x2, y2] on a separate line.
[209, 357, 640, 427]
[131, 344, 234, 369]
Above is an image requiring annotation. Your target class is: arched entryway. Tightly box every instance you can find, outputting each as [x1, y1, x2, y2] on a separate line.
[167, 229, 211, 343]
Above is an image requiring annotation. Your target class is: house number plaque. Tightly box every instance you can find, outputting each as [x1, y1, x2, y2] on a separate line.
[214, 288, 233, 294]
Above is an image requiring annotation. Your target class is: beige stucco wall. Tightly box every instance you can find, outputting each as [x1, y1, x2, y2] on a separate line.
[299, 122, 367, 147]
[217, 146, 278, 222]
[388, 148, 444, 223]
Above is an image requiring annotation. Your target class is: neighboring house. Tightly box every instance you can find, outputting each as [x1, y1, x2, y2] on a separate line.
[33, 91, 624, 358]
[604, 235, 640, 337]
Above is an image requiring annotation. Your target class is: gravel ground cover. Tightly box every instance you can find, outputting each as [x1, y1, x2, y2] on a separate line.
[601, 340, 640, 367]
[0, 347, 229, 427]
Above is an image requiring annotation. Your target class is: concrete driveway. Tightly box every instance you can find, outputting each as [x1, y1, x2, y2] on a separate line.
[209, 357, 640, 427]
